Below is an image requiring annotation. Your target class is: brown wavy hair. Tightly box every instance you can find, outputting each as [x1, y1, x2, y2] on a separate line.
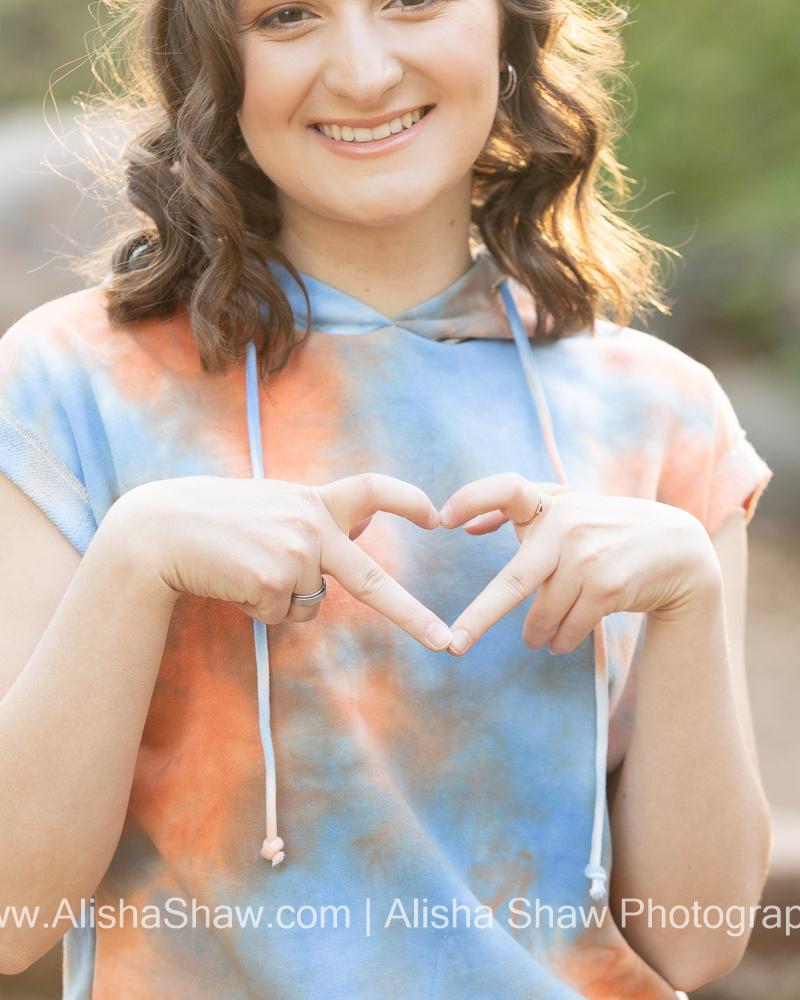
[97, 0, 668, 374]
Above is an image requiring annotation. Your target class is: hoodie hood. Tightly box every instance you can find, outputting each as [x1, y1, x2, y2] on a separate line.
[270, 251, 537, 342]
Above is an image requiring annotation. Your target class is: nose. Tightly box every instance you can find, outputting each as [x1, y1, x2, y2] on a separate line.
[322, 9, 404, 107]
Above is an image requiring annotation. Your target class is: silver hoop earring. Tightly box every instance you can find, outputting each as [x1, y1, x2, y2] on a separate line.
[499, 63, 518, 100]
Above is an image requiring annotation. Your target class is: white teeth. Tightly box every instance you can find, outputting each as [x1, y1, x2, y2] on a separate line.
[317, 108, 427, 143]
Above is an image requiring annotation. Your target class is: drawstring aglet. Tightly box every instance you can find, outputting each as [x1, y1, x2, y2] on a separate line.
[584, 864, 608, 901]
[261, 837, 286, 867]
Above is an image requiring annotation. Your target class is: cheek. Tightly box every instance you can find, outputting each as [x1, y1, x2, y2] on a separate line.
[237, 47, 305, 162]
[427, 8, 501, 112]
[429, 26, 501, 157]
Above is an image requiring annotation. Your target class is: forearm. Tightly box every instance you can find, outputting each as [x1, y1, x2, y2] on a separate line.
[609, 582, 770, 988]
[0, 500, 179, 969]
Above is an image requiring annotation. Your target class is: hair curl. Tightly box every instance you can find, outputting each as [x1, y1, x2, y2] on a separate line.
[96, 0, 668, 374]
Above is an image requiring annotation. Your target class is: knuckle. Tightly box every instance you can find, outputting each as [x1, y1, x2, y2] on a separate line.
[567, 520, 593, 545]
[294, 502, 323, 537]
[358, 473, 381, 506]
[308, 483, 330, 516]
[248, 566, 290, 605]
[504, 472, 528, 503]
[596, 575, 626, 605]
[525, 610, 554, 636]
[281, 534, 308, 565]
[358, 562, 388, 601]
[500, 567, 531, 605]
[549, 633, 576, 655]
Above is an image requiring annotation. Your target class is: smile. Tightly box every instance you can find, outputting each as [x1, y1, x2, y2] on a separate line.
[313, 106, 431, 143]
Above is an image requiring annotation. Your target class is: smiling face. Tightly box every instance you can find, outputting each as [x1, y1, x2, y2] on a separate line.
[236, 0, 503, 229]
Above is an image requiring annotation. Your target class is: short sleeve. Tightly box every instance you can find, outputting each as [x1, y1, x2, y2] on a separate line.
[0, 298, 101, 555]
[657, 362, 772, 536]
[705, 373, 772, 534]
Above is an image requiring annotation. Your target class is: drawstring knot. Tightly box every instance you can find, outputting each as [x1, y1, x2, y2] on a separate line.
[499, 281, 611, 903]
[261, 838, 286, 867]
[584, 864, 609, 901]
[246, 341, 285, 868]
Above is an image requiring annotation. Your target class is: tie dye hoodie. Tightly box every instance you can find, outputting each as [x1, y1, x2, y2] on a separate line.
[0, 254, 771, 999]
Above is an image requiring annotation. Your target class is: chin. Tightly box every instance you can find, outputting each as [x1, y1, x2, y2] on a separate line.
[319, 185, 448, 229]
[336, 205, 429, 228]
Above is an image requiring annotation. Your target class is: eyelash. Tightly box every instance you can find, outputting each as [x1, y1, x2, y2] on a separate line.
[258, 0, 444, 32]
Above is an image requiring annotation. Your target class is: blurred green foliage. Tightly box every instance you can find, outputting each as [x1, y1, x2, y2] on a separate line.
[0, 0, 798, 362]
[0, 0, 96, 106]
[621, 0, 800, 363]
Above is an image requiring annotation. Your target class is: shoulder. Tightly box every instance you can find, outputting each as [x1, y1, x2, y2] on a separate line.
[1, 287, 200, 381]
[568, 322, 717, 395]
[546, 322, 727, 430]
[2, 287, 117, 354]
[575, 326, 771, 533]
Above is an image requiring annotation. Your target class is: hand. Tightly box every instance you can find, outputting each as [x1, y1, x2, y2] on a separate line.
[439, 474, 721, 656]
[113, 473, 454, 651]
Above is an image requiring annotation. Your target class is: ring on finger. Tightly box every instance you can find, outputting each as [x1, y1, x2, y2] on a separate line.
[290, 579, 327, 607]
[512, 500, 544, 528]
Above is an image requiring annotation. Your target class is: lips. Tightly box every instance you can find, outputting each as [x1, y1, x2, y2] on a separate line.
[313, 106, 431, 143]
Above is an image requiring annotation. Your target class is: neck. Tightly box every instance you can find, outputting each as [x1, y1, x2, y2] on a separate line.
[275, 177, 474, 317]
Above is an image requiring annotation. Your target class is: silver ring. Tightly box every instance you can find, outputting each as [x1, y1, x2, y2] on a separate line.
[290, 579, 327, 607]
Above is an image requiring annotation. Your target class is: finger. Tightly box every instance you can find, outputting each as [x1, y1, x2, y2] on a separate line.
[233, 598, 296, 626]
[521, 574, 581, 650]
[349, 515, 374, 541]
[463, 510, 509, 535]
[283, 567, 326, 624]
[549, 591, 613, 655]
[317, 474, 438, 534]
[446, 542, 559, 656]
[440, 473, 549, 531]
[324, 534, 453, 652]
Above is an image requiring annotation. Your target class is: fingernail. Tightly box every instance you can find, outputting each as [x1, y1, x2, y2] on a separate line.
[426, 621, 453, 650]
[440, 503, 453, 526]
[448, 629, 472, 656]
[428, 506, 439, 529]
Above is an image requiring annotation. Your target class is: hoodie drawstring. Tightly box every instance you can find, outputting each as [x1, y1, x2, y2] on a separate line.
[498, 282, 610, 902]
[246, 341, 285, 867]
[245, 291, 610, 897]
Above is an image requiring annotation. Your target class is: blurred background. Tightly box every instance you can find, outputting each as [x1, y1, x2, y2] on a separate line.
[0, 0, 798, 996]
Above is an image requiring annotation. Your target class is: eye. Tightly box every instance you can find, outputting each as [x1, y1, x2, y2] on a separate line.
[259, 6, 314, 28]
[385, 0, 445, 11]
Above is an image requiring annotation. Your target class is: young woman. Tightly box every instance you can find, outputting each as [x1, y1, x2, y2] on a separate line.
[0, 0, 772, 997]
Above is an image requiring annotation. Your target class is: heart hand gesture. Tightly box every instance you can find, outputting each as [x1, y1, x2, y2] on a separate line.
[115, 472, 454, 651]
[439, 474, 722, 656]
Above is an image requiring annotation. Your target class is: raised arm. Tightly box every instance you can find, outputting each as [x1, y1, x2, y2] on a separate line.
[439, 475, 771, 991]
[0, 473, 181, 973]
[607, 510, 770, 989]
[0, 471, 453, 973]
